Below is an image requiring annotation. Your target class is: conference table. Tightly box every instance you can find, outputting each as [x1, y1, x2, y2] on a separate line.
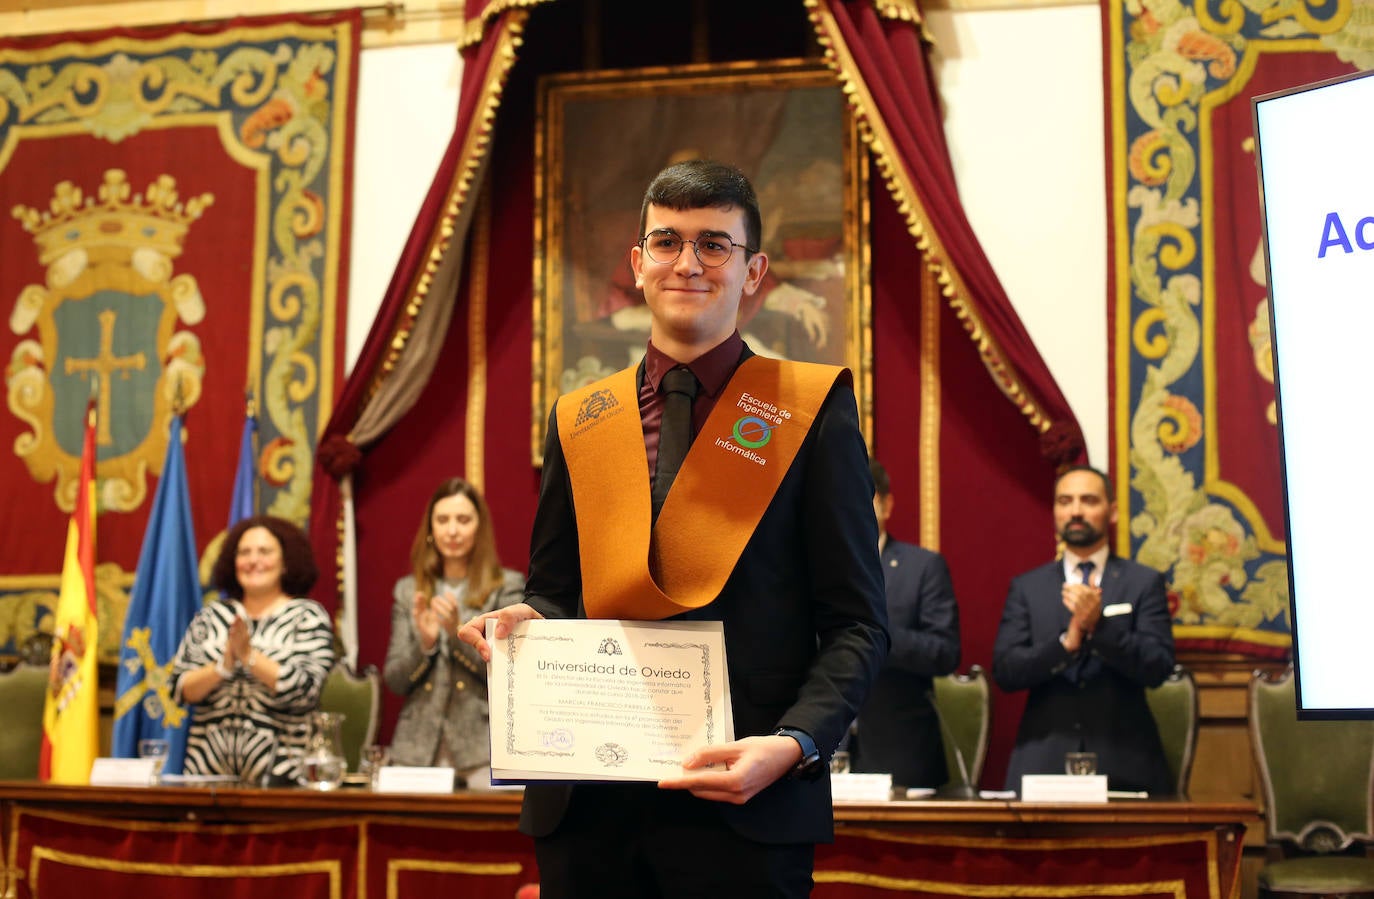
[0, 781, 1257, 898]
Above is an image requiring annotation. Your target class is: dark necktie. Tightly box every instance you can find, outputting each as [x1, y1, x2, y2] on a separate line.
[1067, 560, 1100, 686]
[652, 367, 699, 522]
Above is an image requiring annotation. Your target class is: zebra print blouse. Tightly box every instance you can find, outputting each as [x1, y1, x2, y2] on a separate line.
[171, 597, 335, 783]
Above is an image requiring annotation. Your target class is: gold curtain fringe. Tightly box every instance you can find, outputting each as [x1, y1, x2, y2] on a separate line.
[361, 10, 527, 408]
[870, 0, 935, 43]
[805, 0, 1053, 436]
[459, 0, 555, 49]
[873, 0, 922, 21]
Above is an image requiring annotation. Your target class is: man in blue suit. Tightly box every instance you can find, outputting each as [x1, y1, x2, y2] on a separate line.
[993, 465, 1175, 795]
[849, 459, 961, 788]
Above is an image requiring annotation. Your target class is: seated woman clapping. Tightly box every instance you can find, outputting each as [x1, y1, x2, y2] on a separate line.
[384, 478, 524, 786]
[171, 515, 335, 783]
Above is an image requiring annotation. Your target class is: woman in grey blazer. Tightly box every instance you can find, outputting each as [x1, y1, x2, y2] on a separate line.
[383, 478, 524, 784]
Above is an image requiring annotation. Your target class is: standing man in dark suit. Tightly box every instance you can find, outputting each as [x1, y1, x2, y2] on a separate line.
[460, 160, 888, 897]
[992, 465, 1175, 795]
[849, 459, 961, 789]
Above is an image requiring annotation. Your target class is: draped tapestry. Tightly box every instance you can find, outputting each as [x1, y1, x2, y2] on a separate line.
[1105, 0, 1361, 657]
[314, 0, 1086, 786]
[0, 12, 358, 663]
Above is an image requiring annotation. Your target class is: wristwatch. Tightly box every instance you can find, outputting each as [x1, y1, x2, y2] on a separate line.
[774, 727, 824, 781]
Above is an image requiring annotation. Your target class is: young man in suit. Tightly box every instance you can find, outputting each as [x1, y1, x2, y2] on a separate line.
[460, 160, 888, 897]
[849, 458, 961, 789]
[992, 465, 1176, 795]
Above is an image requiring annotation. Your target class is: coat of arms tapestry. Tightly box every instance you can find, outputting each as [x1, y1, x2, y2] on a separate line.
[0, 12, 359, 663]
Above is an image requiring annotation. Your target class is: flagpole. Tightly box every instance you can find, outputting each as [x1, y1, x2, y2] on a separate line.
[246, 388, 259, 519]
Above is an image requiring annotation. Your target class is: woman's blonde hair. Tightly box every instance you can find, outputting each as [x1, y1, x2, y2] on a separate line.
[409, 478, 503, 608]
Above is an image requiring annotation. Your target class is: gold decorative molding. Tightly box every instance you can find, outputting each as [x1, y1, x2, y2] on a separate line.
[0, 0, 463, 47]
[920, 264, 941, 551]
[464, 186, 492, 493]
[921, 0, 1095, 8]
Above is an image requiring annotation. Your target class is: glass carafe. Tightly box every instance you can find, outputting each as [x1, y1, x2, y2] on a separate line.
[303, 711, 346, 791]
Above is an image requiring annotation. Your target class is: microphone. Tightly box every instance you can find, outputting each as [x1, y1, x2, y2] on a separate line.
[927, 688, 979, 800]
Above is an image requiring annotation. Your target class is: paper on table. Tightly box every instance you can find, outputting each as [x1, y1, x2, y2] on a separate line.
[375, 766, 455, 794]
[830, 772, 893, 801]
[1021, 774, 1108, 803]
[89, 757, 158, 787]
[487, 618, 734, 783]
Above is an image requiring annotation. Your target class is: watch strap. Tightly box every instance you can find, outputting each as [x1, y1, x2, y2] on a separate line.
[774, 727, 823, 780]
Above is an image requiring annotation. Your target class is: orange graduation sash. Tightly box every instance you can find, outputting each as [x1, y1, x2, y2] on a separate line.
[556, 355, 848, 620]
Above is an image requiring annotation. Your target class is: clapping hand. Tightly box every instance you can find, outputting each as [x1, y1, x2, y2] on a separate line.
[1061, 582, 1103, 636]
[413, 590, 460, 652]
[226, 614, 252, 665]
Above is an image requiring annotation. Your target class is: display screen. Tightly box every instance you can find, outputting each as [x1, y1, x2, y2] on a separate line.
[1254, 68, 1374, 718]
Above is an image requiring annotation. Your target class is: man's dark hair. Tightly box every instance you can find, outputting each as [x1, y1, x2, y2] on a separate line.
[869, 458, 891, 497]
[1054, 464, 1113, 500]
[211, 514, 319, 599]
[639, 160, 762, 255]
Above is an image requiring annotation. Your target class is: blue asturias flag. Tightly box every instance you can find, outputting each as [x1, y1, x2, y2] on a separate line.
[229, 407, 257, 528]
[113, 414, 200, 774]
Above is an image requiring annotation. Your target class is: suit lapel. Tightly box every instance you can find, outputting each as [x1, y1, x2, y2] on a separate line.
[1100, 555, 1125, 605]
[1045, 562, 1073, 633]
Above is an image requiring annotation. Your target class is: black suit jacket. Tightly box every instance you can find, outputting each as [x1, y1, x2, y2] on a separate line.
[520, 354, 889, 845]
[992, 555, 1175, 795]
[851, 539, 960, 788]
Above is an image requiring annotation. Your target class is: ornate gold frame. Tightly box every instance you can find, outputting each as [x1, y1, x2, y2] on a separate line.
[531, 58, 871, 463]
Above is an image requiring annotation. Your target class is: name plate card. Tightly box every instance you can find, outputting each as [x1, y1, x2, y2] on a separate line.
[1020, 774, 1109, 803]
[374, 766, 456, 794]
[89, 757, 159, 787]
[488, 619, 734, 783]
[830, 772, 893, 801]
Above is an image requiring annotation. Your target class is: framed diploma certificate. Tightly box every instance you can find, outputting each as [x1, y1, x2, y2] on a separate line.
[487, 619, 734, 782]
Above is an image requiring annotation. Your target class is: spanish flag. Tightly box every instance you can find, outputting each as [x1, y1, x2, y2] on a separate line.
[40, 397, 99, 784]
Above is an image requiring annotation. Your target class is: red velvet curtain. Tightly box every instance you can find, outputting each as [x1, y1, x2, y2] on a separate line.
[308, 6, 527, 589]
[815, 1, 1083, 461]
[317, 0, 1083, 785]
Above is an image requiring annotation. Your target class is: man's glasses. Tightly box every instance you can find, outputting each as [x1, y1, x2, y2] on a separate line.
[638, 229, 756, 268]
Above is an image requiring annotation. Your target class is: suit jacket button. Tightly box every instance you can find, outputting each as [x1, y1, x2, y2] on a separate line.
[455, 681, 466, 691]
[424, 682, 433, 692]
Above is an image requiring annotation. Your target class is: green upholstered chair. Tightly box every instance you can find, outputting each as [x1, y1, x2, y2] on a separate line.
[0, 663, 50, 780]
[1146, 664, 1199, 798]
[932, 664, 991, 793]
[1250, 665, 1374, 898]
[318, 663, 380, 774]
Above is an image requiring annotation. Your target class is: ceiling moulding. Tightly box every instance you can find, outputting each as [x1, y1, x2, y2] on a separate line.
[923, 0, 1094, 8]
[0, 1, 468, 45]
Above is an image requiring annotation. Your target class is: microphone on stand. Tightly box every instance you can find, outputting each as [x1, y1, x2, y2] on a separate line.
[928, 688, 979, 800]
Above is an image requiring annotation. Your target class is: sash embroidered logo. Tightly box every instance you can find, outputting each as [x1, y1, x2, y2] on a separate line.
[573, 389, 620, 427]
[711, 390, 792, 465]
[731, 416, 774, 449]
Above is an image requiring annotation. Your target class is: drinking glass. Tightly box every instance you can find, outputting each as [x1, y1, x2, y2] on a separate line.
[138, 738, 170, 784]
[302, 711, 346, 791]
[1064, 751, 1098, 776]
[359, 744, 391, 789]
